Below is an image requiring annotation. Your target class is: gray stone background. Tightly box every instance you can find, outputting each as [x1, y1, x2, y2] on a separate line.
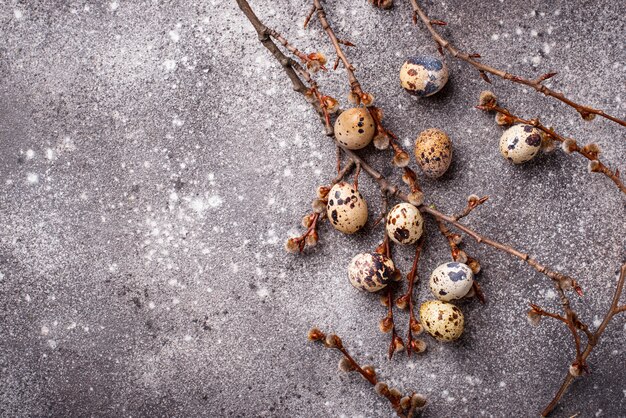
[0, 0, 625, 417]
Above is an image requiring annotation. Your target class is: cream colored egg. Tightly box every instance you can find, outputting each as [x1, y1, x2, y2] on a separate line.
[348, 252, 396, 292]
[327, 182, 368, 234]
[334, 108, 375, 150]
[419, 300, 464, 342]
[414, 128, 453, 178]
[385, 203, 423, 245]
[429, 262, 474, 301]
[499, 124, 543, 164]
[400, 56, 449, 97]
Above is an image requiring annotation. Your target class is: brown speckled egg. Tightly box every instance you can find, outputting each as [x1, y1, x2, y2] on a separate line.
[400, 56, 449, 97]
[499, 124, 543, 164]
[414, 128, 453, 178]
[419, 300, 464, 342]
[348, 252, 396, 292]
[334, 108, 375, 150]
[326, 182, 368, 234]
[386, 203, 423, 245]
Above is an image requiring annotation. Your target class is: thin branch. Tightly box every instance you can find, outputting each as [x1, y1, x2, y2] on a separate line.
[478, 103, 625, 194]
[408, 0, 626, 127]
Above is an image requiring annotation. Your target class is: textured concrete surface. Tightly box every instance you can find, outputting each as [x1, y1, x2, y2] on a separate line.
[1, 1, 625, 417]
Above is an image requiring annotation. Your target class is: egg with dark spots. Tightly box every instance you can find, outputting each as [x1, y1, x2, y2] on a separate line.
[385, 202, 423, 245]
[429, 262, 474, 301]
[399, 56, 448, 97]
[419, 300, 465, 342]
[499, 124, 543, 164]
[414, 128, 453, 178]
[334, 107, 375, 150]
[348, 252, 396, 292]
[326, 182, 368, 234]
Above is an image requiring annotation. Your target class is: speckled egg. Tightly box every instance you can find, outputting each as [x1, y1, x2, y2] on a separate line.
[326, 182, 368, 234]
[414, 128, 453, 178]
[499, 124, 543, 164]
[399, 56, 449, 97]
[348, 252, 396, 292]
[429, 262, 474, 302]
[334, 108, 375, 150]
[419, 300, 465, 342]
[385, 203, 423, 245]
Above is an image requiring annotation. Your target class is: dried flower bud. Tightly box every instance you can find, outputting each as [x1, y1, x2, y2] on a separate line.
[559, 278, 574, 291]
[451, 233, 463, 245]
[561, 138, 577, 154]
[395, 294, 409, 310]
[338, 357, 356, 372]
[467, 258, 481, 274]
[371, 0, 393, 9]
[393, 336, 405, 352]
[316, 185, 330, 199]
[325, 334, 343, 349]
[285, 238, 301, 254]
[302, 214, 313, 228]
[527, 309, 542, 326]
[374, 382, 389, 395]
[411, 339, 427, 353]
[580, 111, 596, 121]
[307, 327, 326, 341]
[379, 295, 390, 307]
[407, 191, 424, 207]
[478, 90, 497, 107]
[587, 160, 601, 173]
[455, 250, 468, 264]
[362, 365, 376, 380]
[361, 92, 375, 106]
[495, 112, 513, 126]
[582, 143, 601, 159]
[312, 198, 327, 214]
[392, 151, 410, 168]
[322, 96, 339, 114]
[400, 396, 411, 409]
[389, 387, 403, 400]
[347, 91, 359, 104]
[379, 317, 393, 333]
[306, 52, 327, 73]
[569, 363, 583, 376]
[305, 231, 318, 247]
[410, 320, 423, 335]
[411, 393, 428, 408]
[373, 133, 390, 150]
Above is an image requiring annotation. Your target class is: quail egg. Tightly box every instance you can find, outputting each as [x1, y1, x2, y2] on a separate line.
[429, 262, 474, 301]
[327, 182, 368, 234]
[400, 56, 449, 97]
[386, 203, 423, 245]
[348, 252, 396, 292]
[334, 107, 375, 150]
[414, 128, 453, 178]
[419, 300, 464, 342]
[499, 124, 543, 164]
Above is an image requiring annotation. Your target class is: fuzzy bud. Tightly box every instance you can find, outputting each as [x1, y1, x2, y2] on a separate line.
[302, 214, 313, 228]
[395, 294, 409, 310]
[478, 90, 497, 107]
[495, 112, 513, 126]
[317, 185, 330, 199]
[392, 268, 403, 282]
[582, 143, 601, 159]
[454, 250, 468, 264]
[374, 382, 389, 396]
[467, 194, 480, 204]
[324, 334, 343, 349]
[541, 135, 557, 153]
[307, 327, 326, 341]
[379, 295, 390, 307]
[559, 278, 574, 292]
[322, 96, 339, 114]
[312, 198, 327, 214]
[400, 396, 411, 410]
[407, 191, 425, 207]
[587, 160, 601, 173]
[393, 336, 405, 353]
[389, 387, 403, 400]
[285, 238, 301, 254]
[411, 393, 428, 408]
[467, 258, 481, 274]
[304, 231, 318, 247]
[362, 365, 376, 380]
[373, 133, 390, 150]
[451, 233, 463, 245]
[527, 309, 542, 326]
[392, 150, 410, 168]
[580, 111, 596, 121]
[410, 320, 423, 336]
[569, 363, 583, 376]
[379, 317, 393, 333]
[561, 138, 577, 154]
[361, 93, 375, 106]
[338, 357, 356, 372]
[411, 339, 427, 353]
